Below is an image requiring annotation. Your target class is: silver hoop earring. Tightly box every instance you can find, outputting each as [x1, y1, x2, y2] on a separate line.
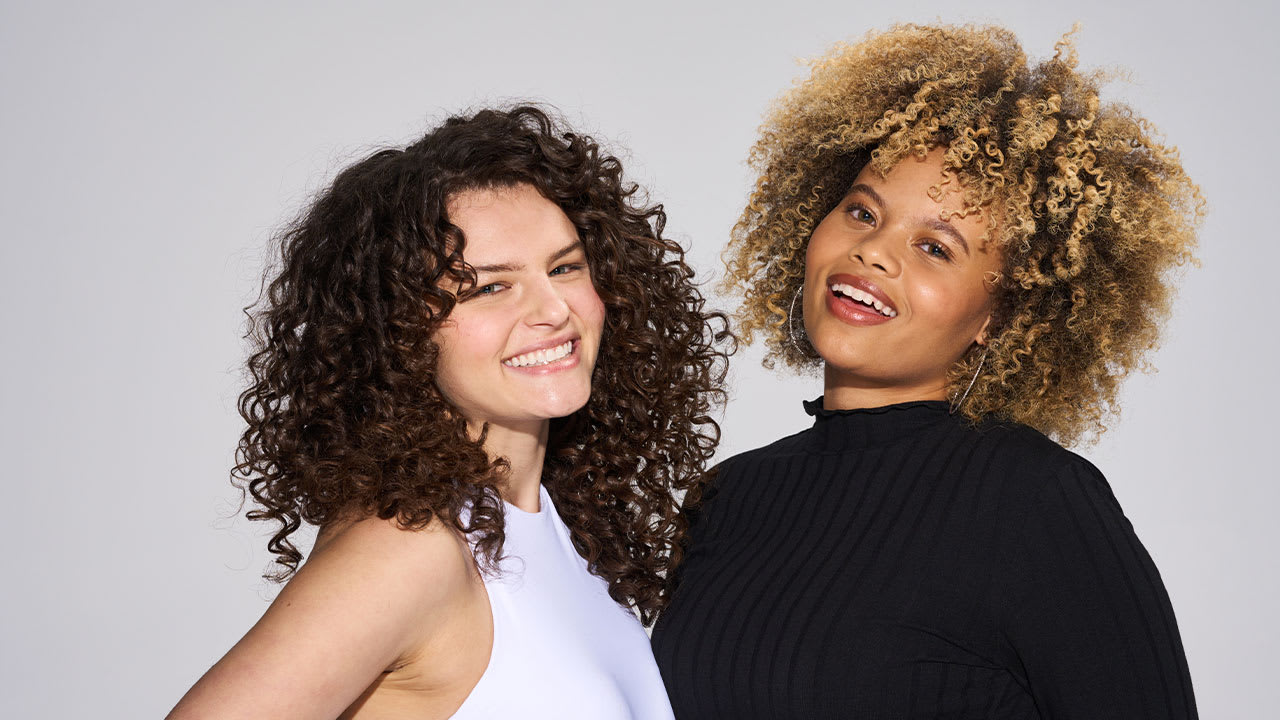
[787, 286, 818, 359]
[951, 346, 988, 414]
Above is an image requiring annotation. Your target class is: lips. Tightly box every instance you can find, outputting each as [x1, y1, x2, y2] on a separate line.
[824, 273, 898, 326]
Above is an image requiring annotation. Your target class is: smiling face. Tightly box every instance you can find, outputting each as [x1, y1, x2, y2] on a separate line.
[803, 149, 1003, 409]
[433, 184, 605, 433]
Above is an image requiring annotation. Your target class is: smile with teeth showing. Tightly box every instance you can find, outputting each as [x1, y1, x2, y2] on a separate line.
[830, 282, 898, 317]
[502, 339, 575, 368]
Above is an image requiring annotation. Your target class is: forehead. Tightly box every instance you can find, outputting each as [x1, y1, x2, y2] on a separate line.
[855, 149, 950, 195]
[447, 184, 578, 260]
[853, 150, 991, 239]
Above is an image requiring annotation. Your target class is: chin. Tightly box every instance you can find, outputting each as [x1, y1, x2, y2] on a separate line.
[529, 388, 593, 420]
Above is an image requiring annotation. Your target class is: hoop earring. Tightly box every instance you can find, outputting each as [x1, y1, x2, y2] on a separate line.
[950, 346, 988, 414]
[787, 286, 818, 359]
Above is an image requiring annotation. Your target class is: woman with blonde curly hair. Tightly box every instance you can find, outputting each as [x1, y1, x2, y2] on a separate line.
[170, 105, 727, 718]
[651, 24, 1200, 719]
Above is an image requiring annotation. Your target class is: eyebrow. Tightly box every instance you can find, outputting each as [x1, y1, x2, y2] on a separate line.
[470, 240, 584, 273]
[847, 183, 971, 255]
[848, 183, 887, 210]
[924, 217, 971, 255]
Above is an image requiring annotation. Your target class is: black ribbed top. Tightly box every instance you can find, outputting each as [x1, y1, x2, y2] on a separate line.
[651, 400, 1196, 719]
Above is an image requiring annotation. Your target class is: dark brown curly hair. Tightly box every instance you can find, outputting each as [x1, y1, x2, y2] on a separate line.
[724, 23, 1203, 444]
[236, 105, 730, 622]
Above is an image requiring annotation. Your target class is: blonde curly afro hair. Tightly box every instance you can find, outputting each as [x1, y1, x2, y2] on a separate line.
[723, 23, 1203, 445]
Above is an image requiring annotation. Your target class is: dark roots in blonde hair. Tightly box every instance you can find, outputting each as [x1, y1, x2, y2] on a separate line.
[237, 105, 730, 622]
[724, 23, 1203, 444]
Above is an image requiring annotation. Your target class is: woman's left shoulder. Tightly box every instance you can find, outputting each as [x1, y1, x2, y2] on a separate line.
[981, 430, 1197, 720]
[966, 419, 1121, 514]
[967, 418, 1087, 469]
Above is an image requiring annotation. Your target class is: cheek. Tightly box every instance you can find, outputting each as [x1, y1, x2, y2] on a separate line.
[430, 326, 468, 397]
[911, 278, 990, 338]
[803, 224, 844, 286]
[570, 283, 606, 334]
[433, 313, 500, 375]
[804, 226, 832, 268]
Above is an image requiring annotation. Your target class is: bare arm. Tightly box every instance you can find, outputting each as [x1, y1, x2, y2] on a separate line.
[168, 517, 475, 719]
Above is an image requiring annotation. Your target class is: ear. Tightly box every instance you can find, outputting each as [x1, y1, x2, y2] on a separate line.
[974, 315, 992, 346]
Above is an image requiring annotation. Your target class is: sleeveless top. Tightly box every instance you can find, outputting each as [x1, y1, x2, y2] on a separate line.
[451, 484, 675, 719]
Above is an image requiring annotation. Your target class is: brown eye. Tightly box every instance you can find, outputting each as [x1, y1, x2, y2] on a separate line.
[918, 240, 951, 261]
[845, 204, 875, 224]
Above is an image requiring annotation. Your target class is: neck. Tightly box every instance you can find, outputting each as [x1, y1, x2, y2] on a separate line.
[471, 419, 549, 512]
[822, 365, 948, 410]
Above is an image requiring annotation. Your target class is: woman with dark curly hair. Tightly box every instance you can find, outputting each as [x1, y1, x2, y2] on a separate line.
[652, 24, 1201, 719]
[170, 106, 726, 719]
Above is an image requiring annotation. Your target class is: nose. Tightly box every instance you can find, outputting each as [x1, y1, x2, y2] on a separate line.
[851, 227, 901, 276]
[524, 277, 571, 328]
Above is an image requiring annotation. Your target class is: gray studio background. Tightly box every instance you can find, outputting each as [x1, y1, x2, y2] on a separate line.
[2, 1, 1275, 717]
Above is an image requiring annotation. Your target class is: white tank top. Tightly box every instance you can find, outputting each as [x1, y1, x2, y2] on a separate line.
[451, 484, 675, 719]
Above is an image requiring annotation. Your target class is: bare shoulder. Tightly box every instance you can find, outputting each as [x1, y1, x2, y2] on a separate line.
[308, 512, 477, 605]
[168, 513, 480, 719]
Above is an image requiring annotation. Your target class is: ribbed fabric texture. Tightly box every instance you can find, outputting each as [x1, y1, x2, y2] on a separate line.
[651, 399, 1196, 720]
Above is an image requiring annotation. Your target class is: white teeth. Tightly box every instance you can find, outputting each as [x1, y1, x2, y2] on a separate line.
[830, 283, 897, 318]
[503, 340, 573, 368]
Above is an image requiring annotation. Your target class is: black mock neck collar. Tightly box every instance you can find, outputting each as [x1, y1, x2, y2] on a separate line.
[802, 396, 952, 451]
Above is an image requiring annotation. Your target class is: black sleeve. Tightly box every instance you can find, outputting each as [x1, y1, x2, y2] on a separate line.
[1000, 458, 1198, 719]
